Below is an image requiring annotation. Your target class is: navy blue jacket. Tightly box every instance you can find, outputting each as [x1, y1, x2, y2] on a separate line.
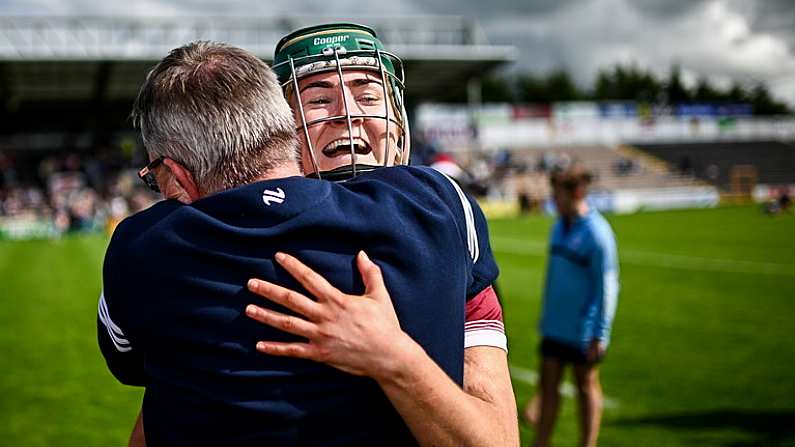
[98, 166, 498, 446]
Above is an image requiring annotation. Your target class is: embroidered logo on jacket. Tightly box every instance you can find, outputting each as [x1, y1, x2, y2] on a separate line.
[262, 188, 286, 206]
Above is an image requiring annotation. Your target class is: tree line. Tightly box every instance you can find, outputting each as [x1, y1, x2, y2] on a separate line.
[476, 64, 791, 115]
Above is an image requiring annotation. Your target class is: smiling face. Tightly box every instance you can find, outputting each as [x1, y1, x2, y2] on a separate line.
[291, 69, 402, 176]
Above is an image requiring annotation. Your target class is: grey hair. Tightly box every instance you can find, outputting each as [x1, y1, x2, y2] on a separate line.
[131, 41, 299, 194]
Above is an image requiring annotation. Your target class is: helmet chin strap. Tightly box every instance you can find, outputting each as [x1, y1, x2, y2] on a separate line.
[308, 164, 381, 182]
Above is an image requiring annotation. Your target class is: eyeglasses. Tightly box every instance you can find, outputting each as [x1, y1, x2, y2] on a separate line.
[138, 156, 166, 193]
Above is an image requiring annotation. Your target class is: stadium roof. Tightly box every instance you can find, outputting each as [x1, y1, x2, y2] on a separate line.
[0, 15, 517, 104]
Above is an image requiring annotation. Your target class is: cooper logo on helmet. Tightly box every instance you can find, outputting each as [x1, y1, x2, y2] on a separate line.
[314, 35, 350, 46]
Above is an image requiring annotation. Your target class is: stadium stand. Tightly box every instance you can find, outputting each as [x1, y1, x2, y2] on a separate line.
[632, 141, 795, 190]
[0, 146, 157, 239]
[0, 16, 516, 239]
[1, 16, 791, 231]
[489, 145, 702, 200]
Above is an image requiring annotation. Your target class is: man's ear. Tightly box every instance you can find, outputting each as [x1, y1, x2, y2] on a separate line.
[162, 158, 201, 203]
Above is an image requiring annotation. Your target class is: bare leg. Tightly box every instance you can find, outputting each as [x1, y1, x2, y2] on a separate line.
[533, 358, 564, 447]
[573, 364, 603, 447]
[128, 409, 146, 447]
[522, 393, 541, 428]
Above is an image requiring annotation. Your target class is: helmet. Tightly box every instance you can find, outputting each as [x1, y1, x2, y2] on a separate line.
[273, 23, 410, 181]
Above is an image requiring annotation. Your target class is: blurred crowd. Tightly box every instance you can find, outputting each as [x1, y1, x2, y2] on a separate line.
[412, 136, 644, 215]
[1, 138, 650, 239]
[0, 147, 158, 240]
[3, 140, 537, 240]
[412, 138, 534, 199]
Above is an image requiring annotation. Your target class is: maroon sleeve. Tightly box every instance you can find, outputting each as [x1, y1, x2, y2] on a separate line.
[464, 286, 507, 351]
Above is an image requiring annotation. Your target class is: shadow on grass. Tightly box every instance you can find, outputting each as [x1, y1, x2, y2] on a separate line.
[610, 409, 795, 446]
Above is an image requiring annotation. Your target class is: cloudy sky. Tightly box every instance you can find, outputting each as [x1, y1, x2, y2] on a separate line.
[1, 0, 794, 105]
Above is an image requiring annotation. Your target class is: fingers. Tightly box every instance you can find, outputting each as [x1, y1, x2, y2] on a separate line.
[247, 278, 322, 320]
[245, 304, 318, 338]
[356, 251, 388, 300]
[275, 252, 345, 303]
[255, 341, 318, 360]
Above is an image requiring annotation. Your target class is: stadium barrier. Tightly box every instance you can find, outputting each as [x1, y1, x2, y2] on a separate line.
[481, 186, 720, 219]
[599, 186, 720, 213]
[753, 184, 795, 202]
[417, 103, 795, 151]
[0, 218, 57, 240]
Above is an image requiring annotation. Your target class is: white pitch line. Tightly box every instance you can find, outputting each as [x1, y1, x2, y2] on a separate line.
[509, 365, 619, 409]
[492, 237, 795, 277]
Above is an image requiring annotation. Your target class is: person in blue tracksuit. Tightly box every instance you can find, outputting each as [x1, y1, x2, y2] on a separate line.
[523, 164, 619, 447]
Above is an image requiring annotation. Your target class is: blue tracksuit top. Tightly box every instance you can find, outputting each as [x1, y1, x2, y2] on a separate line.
[539, 209, 619, 350]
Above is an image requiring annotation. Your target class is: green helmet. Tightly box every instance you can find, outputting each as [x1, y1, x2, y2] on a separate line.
[273, 23, 410, 181]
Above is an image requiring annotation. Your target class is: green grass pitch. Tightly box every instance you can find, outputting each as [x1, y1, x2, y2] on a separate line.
[0, 205, 793, 446]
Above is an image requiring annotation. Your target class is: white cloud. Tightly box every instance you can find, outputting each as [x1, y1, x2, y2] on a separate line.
[482, 0, 795, 105]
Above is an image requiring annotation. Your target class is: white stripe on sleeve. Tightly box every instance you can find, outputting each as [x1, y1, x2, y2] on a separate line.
[440, 173, 479, 262]
[602, 270, 619, 324]
[465, 319, 507, 351]
[98, 291, 132, 352]
[464, 329, 508, 352]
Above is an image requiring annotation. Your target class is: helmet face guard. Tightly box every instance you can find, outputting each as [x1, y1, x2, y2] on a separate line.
[273, 23, 410, 180]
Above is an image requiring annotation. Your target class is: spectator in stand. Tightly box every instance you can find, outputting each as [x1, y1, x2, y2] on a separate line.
[429, 152, 468, 182]
[613, 157, 636, 177]
[779, 189, 792, 212]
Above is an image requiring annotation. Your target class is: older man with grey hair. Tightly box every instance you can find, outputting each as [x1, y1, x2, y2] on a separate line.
[131, 41, 299, 202]
[99, 40, 516, 447]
